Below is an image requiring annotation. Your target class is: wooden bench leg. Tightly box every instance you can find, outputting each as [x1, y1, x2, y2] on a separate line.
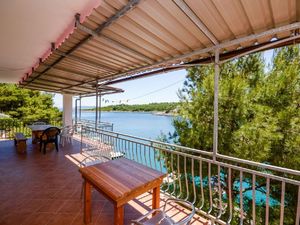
[114, 205, 124, 225]
[84, 180, 92, 224]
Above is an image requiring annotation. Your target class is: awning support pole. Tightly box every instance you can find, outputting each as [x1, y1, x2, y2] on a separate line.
[79, 95, 82, 121]
[99, 93, 102, 124]
[213, 49, 220, 161]
[75, 98, 78, 125]
[95, 82, 99, 129]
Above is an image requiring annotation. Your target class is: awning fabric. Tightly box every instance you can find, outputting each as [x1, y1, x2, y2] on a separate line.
[19, 0, 300, 95]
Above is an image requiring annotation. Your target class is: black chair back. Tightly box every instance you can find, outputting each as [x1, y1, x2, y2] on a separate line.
[42, 127, 61, 140]
[40, 127, 61, 154]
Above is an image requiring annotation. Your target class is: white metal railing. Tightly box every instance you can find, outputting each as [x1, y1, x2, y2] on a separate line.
[76, 125, 300, 225]
[76, 119, 113, 131]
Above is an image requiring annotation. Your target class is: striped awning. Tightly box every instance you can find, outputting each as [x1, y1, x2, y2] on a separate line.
[20, 0, 300, 95]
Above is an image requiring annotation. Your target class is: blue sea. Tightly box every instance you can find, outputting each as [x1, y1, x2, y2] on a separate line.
[78, 111, 175, 139]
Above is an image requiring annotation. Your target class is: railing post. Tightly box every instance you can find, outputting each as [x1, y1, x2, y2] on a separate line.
[213, 49, 220, 162]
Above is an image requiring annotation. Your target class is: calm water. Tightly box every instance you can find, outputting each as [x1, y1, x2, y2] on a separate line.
[78, 111, 175, 139]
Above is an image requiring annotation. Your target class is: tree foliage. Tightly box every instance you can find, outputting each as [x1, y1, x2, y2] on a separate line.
[88, 102, 179, 113]
[173, 46, 300, 169]
[163, 46, 300, 224]
[0, 84, 62, 124]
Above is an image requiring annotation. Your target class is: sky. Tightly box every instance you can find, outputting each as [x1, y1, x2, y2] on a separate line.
[53, 49, 274, 108]
[53, 69, 187, 108]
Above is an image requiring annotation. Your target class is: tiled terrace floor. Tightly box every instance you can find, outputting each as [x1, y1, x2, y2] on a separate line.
[0, 139, 207, 225]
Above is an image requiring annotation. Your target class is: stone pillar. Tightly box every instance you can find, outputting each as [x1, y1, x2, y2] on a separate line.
[63, 94, 73, 127]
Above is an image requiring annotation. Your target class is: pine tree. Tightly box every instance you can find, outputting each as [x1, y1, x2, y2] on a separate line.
[0, 84, 61, 124]
[163, 46, 300, 224]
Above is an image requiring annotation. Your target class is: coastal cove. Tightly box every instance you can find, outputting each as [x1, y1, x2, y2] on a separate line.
[82, 102, 179, 115]
[76, 111, 175, 140]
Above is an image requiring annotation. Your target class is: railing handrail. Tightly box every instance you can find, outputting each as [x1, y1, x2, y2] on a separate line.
[77, 119, 113, 126]
[81, 125, 300, 177]
[0, 118, 62, 139]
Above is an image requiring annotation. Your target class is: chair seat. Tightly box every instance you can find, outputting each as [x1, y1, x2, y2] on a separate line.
[142, 211, 164, 225]
[132, 198, 195, 225]
[59, 126, 74, 147]
[136, 211, 174, 225]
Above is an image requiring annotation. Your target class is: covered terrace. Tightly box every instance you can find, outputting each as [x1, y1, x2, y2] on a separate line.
[0, 0, 300, 224]
[0, 137, 205, 225]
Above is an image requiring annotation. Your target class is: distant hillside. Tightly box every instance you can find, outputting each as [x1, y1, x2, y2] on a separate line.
[86, 102, 179, 113]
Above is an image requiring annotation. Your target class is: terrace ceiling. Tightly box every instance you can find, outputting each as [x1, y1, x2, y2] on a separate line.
[2, 0, 300, 95]
[0, 0, 100, 82]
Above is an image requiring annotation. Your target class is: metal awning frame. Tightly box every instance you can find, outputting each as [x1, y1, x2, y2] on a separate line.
[73, 82, 123, 128]
[16, 0, 300, 161]
[19, 0, 300, 96]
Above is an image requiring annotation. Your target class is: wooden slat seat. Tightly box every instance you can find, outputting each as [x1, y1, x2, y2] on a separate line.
[14, 132, 27, 153]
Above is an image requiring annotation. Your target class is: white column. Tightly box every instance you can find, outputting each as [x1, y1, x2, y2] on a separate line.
[213, 49, 220, 161]
[63, 94, 73, 127]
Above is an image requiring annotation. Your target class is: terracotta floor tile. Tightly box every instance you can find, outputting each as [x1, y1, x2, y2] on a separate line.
[28, 188, 59, 199]
[70, 213, 86, 225]
[71, 213, 100, 225]
[47, 213, 77, 225]
[91, 190, 108, 201]
[0, 139, 205, 224]
[71, 188, 82, 200]
[100, 201, 114, 214]
[0, 198, 25, 214]
[22, 212, 55, 225]
[14, 198, 49, 213]
[124, 203, 144, 215]
[53, 188, 77, 200]
[37, 199, 66, 213]
[91, 200, 107, 213]
[0, 212, 31, 225]
[95, 213, 114, 225]
[59, 200, 83, 213]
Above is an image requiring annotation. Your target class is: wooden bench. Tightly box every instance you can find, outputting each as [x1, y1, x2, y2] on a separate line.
[14, 133, 27, 153]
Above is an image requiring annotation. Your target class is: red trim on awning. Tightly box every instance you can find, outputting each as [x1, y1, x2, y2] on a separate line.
[20, 0, 103, 85]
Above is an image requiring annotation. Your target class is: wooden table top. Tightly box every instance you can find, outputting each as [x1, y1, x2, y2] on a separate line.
[79, 158, 166, 202]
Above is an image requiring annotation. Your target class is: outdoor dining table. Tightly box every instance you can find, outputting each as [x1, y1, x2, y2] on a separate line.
[79, 157, 166, 225]
[27, 124, 52, 144]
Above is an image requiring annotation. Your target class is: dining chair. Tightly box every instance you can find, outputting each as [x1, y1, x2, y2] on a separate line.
[39, 127, 61, 154]
[131, 198, 195, 225]
[79, 152, 109, 198]
[59, 125, 74, 147]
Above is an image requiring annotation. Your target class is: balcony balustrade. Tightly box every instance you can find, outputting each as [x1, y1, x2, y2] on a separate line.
[0, 122, 299, 224]
[76, 124, 300, 225]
